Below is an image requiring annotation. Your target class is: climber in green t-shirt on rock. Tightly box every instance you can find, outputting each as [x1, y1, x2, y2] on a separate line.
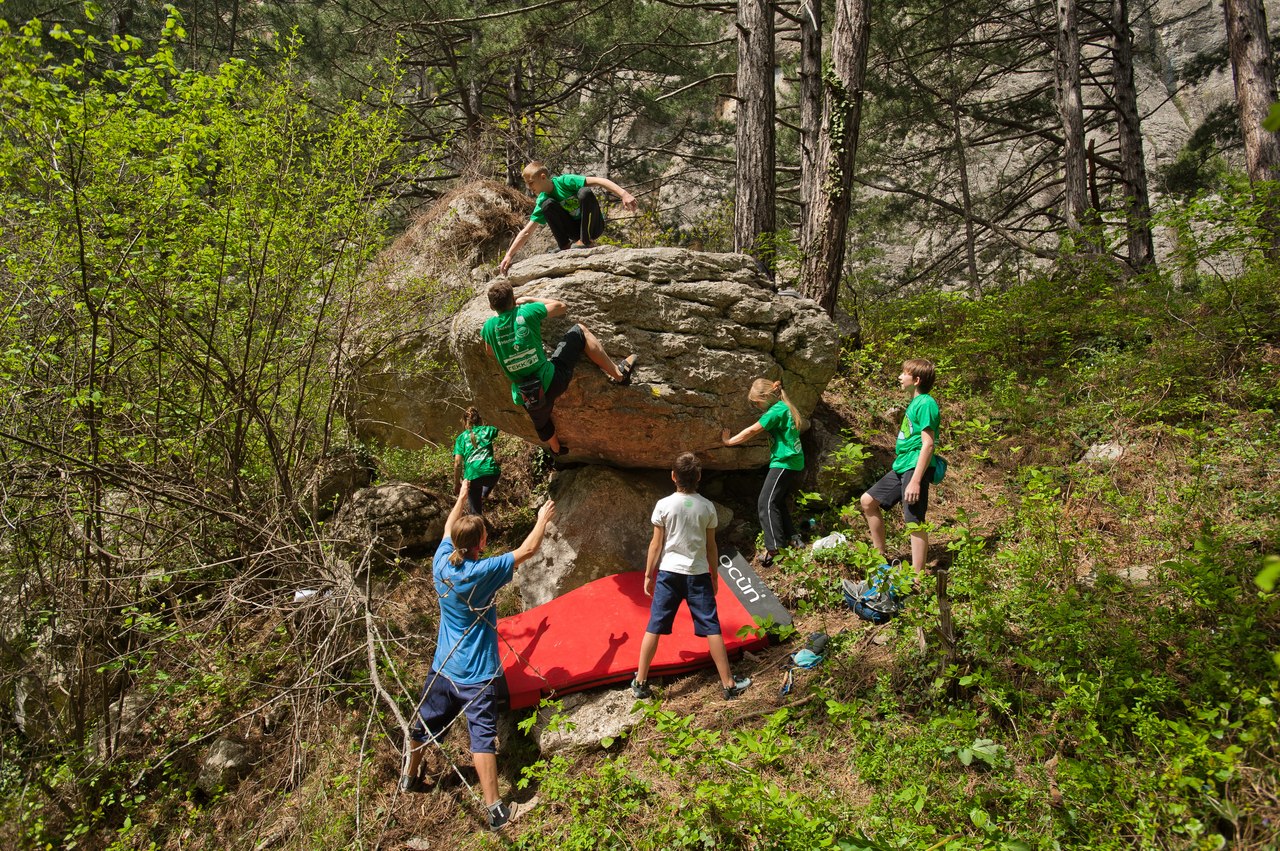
[498, 161, 638, 275]
[481, 280, 637, 457]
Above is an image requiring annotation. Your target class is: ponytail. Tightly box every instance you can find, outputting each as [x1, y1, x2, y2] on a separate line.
[448, 514, 485, 566]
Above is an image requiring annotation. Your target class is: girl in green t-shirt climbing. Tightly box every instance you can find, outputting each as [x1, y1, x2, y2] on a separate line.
[452, 407, 501, 516]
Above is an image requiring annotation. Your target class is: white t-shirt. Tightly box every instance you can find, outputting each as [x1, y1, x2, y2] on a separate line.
[651, 490, 719, 576]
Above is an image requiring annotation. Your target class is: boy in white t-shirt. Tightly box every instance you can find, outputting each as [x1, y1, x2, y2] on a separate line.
[630, 453, 752, 700]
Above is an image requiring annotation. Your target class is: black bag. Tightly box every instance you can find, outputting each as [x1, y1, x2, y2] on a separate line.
[516, 375, 546, 410]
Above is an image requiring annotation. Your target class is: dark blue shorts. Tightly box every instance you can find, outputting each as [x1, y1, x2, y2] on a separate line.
[410, 669, 508, 754]
[646, 571, 721, 636]
[865, 469, 930, 524]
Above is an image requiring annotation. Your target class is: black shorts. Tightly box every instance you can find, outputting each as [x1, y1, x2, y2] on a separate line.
[526, 325, 586, 441]
[865, 469, 930, 524]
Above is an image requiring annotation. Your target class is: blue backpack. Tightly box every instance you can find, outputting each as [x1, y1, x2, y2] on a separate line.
[842, 563, 905, 624]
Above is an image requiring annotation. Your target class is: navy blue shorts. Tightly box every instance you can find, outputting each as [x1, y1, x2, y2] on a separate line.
[410, 669, 508, 754]
[646, 571, 721, 636]
[865, 469, 930, 524]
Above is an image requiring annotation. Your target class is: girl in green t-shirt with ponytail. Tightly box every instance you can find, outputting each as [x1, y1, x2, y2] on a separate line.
[721, 379, 807, 567]
[452, 407, 502, 516]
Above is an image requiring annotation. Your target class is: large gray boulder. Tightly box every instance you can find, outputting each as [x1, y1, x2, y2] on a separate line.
[450, 246, 839, 469]
[517, 465, 734, 608]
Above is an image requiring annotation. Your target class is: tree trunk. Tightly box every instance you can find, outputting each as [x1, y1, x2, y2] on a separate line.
[1225, 0, 1280, 184]
[735, 0, 776, 265]
[1223, 0, 1280, 255]
[1054, 0, 1089, 234]
[1111, 0, 1154, 270]
[953, 108, 979, 288]
[798, 0, 822, 246]
[800, 0, 871, 315]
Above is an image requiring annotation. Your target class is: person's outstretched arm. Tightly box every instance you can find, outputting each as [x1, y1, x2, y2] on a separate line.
[500, 221, 541, 275]
[584, 176, 637, 212]
[511, 499, 557, 566]
[515, 295, 567, 318]
[444, 480, 470, 540]
[722, 422, 766, 446]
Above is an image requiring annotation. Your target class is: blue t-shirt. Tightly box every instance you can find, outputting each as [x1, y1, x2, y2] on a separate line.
[431, 539, 515, 684]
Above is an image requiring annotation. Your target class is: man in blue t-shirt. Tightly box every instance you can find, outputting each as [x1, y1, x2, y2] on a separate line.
[398, 481, 556, 831]
[860, 358, 941, 573]
[498, 161, 638, 274]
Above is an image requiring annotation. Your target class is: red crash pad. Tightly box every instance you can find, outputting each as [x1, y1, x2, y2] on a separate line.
[498, 549, 791, 710]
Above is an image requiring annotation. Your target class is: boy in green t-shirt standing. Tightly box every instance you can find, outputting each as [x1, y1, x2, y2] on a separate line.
[859, 359, 940, 573]
[498, 161, 638, 275]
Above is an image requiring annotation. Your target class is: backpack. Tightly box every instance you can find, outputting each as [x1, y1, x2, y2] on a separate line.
[842, 563, 905, 624]
[932, 455, 948, 484]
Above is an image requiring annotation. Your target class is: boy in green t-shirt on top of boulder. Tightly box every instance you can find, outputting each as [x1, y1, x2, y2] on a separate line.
[859, 359, 941, 573]
[498, 161, 637, 274]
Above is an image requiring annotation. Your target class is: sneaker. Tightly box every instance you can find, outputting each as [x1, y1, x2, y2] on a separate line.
[757, 550, 776, 569]
[551, 442, 570, 457]
[397, 774, 427, 793]
[723, 675, 752, 700]
[630, 675, 652, 699]
[487, 800, 512, 831]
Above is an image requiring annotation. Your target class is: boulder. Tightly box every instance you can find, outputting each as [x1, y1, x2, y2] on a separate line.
[517, 465, 734, 608]
[450, 246, 839, 469]
[326, 482, 446, 558]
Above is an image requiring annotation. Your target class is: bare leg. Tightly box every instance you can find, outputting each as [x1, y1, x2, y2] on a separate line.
[474, 752, 500, 806]
[402, 738, 425, 779]
[578, 323, 631, 381]
[706, 634, 735, 688]
[860, 492, 887, 559]
[635, 632, 661, 683]
[910, 527, 928, 573]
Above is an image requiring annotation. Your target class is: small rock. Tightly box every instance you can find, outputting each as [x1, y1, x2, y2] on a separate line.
[403, 839, 432, 851]
[1081, 442, 1125, 464]
[532, 689, 642, 755]
[198, 737, 252, 792]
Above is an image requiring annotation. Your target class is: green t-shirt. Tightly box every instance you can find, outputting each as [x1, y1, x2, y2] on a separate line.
[453, 425, 500, 480]
[892, 393, 940, 474]
[481, 302, 556, 405]
[529, 174, 587, 224]
[758, 401, 804, 470]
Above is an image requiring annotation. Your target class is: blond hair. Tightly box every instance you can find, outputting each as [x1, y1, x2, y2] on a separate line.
[447, 515, 486, 567]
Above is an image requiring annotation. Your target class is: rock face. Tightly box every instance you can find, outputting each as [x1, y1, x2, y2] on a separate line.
[449, 246, 839, 469]
[517, 465, 734, 608]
